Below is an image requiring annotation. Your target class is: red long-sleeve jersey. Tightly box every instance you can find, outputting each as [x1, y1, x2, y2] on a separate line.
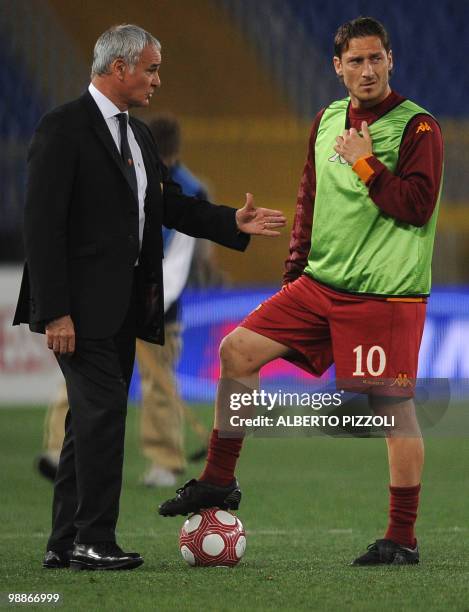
[283, 91, 444, 285]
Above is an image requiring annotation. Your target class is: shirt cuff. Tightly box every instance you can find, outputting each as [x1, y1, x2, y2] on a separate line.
[352, 155, 375, 184]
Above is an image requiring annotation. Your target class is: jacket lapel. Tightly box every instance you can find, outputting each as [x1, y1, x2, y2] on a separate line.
[81, 91, 139, 204]
[130, 118, 162, 212]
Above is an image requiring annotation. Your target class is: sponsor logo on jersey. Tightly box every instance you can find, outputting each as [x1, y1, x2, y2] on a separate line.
[328, 152, 350, 165]
[390, 372, 414, 387]
[416, 121, 432, 134]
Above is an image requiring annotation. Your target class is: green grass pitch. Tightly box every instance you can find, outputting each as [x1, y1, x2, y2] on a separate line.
[1, 404, 469, 611]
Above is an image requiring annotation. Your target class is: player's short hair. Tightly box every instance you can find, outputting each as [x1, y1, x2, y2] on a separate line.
[91, 24, 161, 77]
[149, 114, 181, 161]
[334, 17, 391, 57]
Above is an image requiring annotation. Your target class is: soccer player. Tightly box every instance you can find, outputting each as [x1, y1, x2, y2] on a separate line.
[159, 17, 443, 566]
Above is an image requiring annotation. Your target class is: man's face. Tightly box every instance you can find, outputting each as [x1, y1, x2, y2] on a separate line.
[333, 36, 393, 108]
[118, 44, 162, 108]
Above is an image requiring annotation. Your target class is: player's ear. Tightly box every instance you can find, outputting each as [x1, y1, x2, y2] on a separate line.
[388, 49, 393, 72]
[333, 56, 343, 77]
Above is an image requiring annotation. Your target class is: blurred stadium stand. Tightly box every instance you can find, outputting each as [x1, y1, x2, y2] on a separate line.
[0, 0, 87, 261]
[220, 0, 468, 119]
[0, 0, 468, 282]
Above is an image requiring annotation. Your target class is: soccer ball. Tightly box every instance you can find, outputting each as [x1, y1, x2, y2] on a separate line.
[179, 508, 246, 567]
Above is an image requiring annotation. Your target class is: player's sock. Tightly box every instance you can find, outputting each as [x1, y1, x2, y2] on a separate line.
[384, 483, 421, 548]
[199, 429, 243, 486]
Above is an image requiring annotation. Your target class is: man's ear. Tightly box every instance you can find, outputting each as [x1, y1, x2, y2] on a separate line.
[333, 56, 343, 77]
[110, 58, 127, 80]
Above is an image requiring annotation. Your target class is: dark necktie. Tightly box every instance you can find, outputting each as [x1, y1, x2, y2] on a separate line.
[116, 113, 138, 201]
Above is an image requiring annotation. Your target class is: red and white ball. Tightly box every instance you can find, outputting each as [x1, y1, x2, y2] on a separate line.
[179, 508, 246, 567]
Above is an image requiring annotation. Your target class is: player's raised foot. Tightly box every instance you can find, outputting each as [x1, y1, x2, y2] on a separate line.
[158, 478, 241, 516]
[351, 538, 419, 566]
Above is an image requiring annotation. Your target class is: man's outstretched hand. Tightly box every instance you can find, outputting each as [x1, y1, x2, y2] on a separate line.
[46, 315, 75, 355]
[235, 193, 287, 236]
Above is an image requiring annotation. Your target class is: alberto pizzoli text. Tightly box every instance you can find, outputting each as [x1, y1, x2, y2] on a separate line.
[230, 415, 395, 428]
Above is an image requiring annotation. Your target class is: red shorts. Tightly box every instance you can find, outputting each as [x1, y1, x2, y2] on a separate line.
[240, 275, 426, 397]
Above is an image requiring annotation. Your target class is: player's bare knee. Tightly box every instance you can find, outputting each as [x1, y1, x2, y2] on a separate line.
[219, 333, 241, 376]
[219, 330, 258, 378]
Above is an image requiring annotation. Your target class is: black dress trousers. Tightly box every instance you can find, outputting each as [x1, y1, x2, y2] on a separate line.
[47, 272, 138, 551]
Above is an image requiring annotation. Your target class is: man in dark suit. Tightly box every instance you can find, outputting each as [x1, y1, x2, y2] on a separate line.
[13, 24, 286, 571]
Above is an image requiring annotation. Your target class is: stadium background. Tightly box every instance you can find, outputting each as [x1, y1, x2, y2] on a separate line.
[0, 2, 468, 609]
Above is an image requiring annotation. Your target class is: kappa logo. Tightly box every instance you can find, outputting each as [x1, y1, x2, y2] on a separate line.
[328, 152, 350, 165]
[416, 121, 433, 134]
[390, 372, 414, 388]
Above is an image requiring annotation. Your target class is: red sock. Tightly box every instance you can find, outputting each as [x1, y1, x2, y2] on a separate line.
[199, 429, 244, 486]
[384, 484, 420, 548]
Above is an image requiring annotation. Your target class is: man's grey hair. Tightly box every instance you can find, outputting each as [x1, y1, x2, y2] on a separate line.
[91, 24, 161, 77]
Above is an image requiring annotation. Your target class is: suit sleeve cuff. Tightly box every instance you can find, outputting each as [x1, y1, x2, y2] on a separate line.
[236, 229, 250, 251]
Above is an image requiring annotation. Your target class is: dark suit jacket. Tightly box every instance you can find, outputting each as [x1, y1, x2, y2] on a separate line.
[13, 91, 249, 344]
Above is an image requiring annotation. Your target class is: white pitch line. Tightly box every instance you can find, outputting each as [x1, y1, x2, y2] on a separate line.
[0, 527, 467, 540]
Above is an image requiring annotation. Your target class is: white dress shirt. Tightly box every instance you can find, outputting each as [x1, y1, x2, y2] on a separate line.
[88, 83, 147, 251]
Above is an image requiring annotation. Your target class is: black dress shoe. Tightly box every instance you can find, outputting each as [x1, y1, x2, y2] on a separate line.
[70, 542, 143, 571]
[42, 550, 72, 569]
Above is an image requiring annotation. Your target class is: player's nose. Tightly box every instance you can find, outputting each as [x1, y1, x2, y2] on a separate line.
[362, 61, 374, 77]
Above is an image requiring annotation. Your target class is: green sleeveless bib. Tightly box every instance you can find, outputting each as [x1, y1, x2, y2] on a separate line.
[304, 98, 441, 296]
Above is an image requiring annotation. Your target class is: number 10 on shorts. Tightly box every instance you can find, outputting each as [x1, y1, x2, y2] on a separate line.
[352, 345, 386, 377]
